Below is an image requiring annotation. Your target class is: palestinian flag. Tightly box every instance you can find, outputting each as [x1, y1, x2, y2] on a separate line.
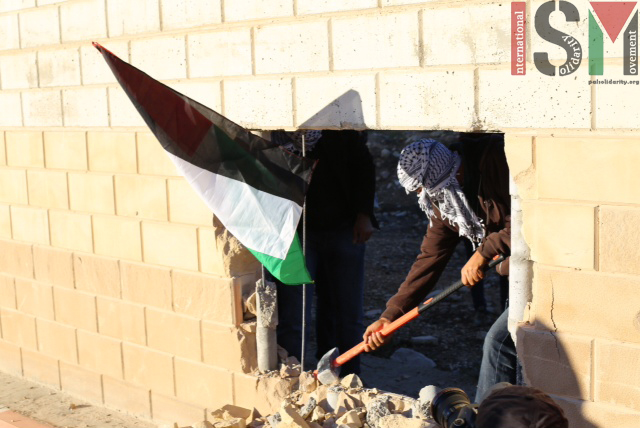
[93, 42, 314, 285]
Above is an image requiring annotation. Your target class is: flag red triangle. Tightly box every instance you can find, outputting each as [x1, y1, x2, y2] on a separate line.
[590, 2, 637, 42]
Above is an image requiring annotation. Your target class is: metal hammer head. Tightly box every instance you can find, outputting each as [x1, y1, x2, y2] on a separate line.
[315, 347, 341, 385]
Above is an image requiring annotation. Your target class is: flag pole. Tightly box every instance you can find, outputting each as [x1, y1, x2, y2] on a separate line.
[301, 134, 308, 371]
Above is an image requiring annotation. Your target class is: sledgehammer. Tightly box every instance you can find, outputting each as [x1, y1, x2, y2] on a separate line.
[314, 255, 506, 385]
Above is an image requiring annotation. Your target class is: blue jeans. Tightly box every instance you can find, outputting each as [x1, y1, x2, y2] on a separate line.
[276, 227, 365, 375]
[475, 308, 518, 403]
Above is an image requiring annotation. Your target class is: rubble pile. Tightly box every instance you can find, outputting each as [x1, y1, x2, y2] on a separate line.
[170, 356, 438, 428]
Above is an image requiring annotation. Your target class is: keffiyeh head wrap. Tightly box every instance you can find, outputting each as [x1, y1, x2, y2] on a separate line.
[397, 139, 485, 247]
[271, 130, 323, 155]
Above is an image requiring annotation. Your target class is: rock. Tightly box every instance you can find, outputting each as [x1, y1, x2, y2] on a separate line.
[193, 422, 215, 428]
[409, 336, 438, 346]
[286, 356, 300, 366]
[277, 346, 289, 362]
[365, 396, 391, 427]
[326, 386, 344, 411]
[322, 416, 336, 428]
[336, 410, 362, 428]
[377, 415, 431, 428]
[215, 419, 247, 428]
[245, 292, 258, 316]
[281, 364, 301, 378]
[299, 372, 318, 393]
[417, 385, 440, 419]
[280, 404, 310, 428]
[267, 413, 282, 428]
[389, 348, 437, 370]
[310, 406, 326, 423]
[340, 374, 363, 389]
[299, 397, 317, 420]
[333, 392, 362, 417]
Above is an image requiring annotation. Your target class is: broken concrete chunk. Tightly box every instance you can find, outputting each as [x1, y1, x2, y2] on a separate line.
[340, 374, 363, 389]
[335, 410, 362, 428]
[266, 413, 282, 428]
[326, 385, 344, 411]
[214, 418, 247, 428]
[298, 397, 317, 420]
[365, 396, 391, 428]
[280, 364, 301, 378]
[416, 385, 439, 420]
[299, 372, 318, 393]
[310, 406, 326, 423]
[280, 403, 310, 428]
[377, 415, 431, 428]
[193, 421, 215, 428]
[277, 346, 289, 362]
[245, 292, 258, 316]
[286, 356, 300, 366]
[322, 416, 336, 428]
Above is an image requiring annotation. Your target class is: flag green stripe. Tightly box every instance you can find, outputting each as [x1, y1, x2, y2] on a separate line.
[249, 233, 312, 285]
[590, 10, 604, 76]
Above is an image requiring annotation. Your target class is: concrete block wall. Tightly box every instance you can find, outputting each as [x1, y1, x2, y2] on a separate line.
[1, 0, 639, 426]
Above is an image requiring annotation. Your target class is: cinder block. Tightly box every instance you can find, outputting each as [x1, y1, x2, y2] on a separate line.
[595, 340, 640, 411]
[504, 135, 533, 178]
[68, 172, 115, 214]
[255, 20, 329, 74]
[73, 253, 120, 298]
[0, 52, 38, 89]
[60, 0, 107, 42]
[332, 12, 420, 70]
[44, 131, 88, 171]
[22, 349, 60, 389]
[0, 0, 35, 13]
[172, 271, 238, 324]
[0, 309, 37, 350]
[0, 169, 28, 205]
[77, 330, 123, 379]
[596, 68, 640, 129]
[224, 78, 293, 129]
[295, 75, 376, 128]
[36, 318, 78, 363]
[0, 340, 22, 376]
[107, 87, 146, 128]
[19, 7, 60, 48]
[120, 261, 172, 310]
[151, 392, 206, 426]
[103, 376, 151, 419]
[198, 227, 225, 276]
[161, 0, 221, 30]
[382, 0, 436, 5]
[96, 297, 146, 345]
[477, 67, 591, 130]
[53, 287, 97, 332]
[0, 133, 5, 165]
[202, 322, 257, 373]
[0, 274, 16, 309]
[15, 278, 54, 320]
[517, 326, 591, 400]
[27, 171, 67, 211]
[379, 71, 475, 129]
[233, 373, 259, 413]
[533, 267, 640, 343]
[87, 131, 137, 173]
[10, 206, 49, 246]
[38, 48, 81, 88]
[297, 0, 376, 14]
[136, 132, 179, 176]
[522, 202, 595, 270]
[59, 361, 103, 404]
[142, 222, 198, 270]
[115, 175, 168, 221]
[6, 131, 44, 168]
[63, 88, 109, 127]
[174, 358, 232, 409]
[223, 0, 292, 22]
[23, 90, 63, 127]
[0, 93, 23, 126]
[168, 179, 213, 226]
[600, 206, 640, 275]
[130, 36, 186, 80]
[0, 239, 33, 279]
[0, 204, 9, 240]
[188, 30, 252, 78]
[80, 42, 129, 85]
[49, 210, 93, 253]
[422, 4, 509, 65]
[0, 15, 20, 51]
[123, 343, 174, 396]
[537, 137, 640, 204]
[146, 308, 201, 361]
[34, 246, 74, 289]
[93, 215, 142, 261]
[169, 81, 222, 112]
[107, 0, 160, 37]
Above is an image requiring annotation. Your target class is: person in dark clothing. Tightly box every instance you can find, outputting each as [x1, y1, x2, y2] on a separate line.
[362, 135, 513, 396]
[270, 129, 377, 375]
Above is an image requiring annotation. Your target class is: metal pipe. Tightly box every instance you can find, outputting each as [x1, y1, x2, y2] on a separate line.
[256, 267, 278, 372]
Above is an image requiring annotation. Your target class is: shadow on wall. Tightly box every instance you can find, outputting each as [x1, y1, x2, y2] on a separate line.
[516, 321, 598, 428]
[298, 89, 366, 129]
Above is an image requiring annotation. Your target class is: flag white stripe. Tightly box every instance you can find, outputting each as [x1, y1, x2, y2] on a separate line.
[167, 152, 301, 260]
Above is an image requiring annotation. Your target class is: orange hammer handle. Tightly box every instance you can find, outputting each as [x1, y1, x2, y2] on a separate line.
[333, 299, 433, 367]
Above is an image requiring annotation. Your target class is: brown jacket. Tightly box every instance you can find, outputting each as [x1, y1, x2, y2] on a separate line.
[381, 139, 510, 321]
